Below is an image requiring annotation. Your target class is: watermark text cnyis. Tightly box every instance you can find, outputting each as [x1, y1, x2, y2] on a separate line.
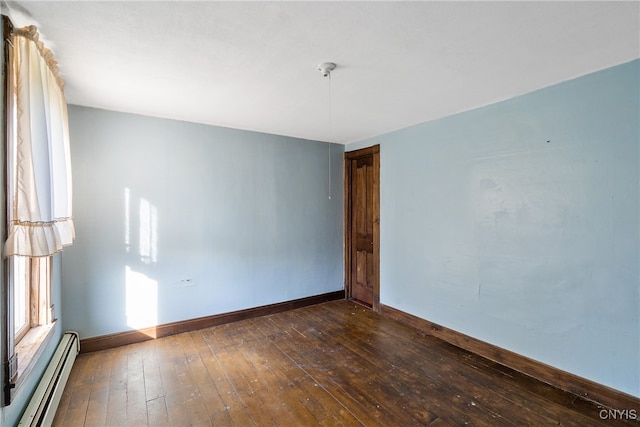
[599, 408, 638, 420]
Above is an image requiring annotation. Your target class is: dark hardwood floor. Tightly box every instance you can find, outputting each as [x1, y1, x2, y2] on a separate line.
[53, 300, 630, 426]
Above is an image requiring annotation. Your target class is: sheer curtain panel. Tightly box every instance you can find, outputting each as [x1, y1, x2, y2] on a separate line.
[4, 25, 74, 257]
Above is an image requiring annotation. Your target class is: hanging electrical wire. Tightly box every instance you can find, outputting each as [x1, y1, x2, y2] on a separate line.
[318, 62, 336, 200]
[328, 69, 332, 200]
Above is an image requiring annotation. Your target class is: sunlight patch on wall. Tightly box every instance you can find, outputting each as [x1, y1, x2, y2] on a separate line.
[139, 197, 158, 264]
[124, 187, 131, 253]
[126, 266, 158, 334]
[124, 187, 159, 263]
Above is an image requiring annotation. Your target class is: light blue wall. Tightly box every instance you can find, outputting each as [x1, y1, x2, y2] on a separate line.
[62, 106, 344, 339]
[349, 60, 639, 397]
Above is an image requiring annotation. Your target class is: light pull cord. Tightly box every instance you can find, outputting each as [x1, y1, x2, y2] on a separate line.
[318, 62, 336, 201]
[328, 71, 332, 200]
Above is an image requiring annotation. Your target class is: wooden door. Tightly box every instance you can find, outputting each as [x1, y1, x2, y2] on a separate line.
[345, 146, 380, 311]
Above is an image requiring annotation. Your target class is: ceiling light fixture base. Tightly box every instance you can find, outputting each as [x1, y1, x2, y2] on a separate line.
[318, 62, 336, 78]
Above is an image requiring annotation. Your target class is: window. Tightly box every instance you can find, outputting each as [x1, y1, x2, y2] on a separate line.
[13, 257, 29, 342]
[12, 256, 53, 343]
[2, 15, 74, 406]
[9, 255, 55, 387]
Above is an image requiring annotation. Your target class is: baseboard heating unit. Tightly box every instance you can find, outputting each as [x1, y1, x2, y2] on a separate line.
[18, 331, 80, 427]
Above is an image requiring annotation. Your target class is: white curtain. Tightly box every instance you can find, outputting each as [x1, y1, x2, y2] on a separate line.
[4, 26, 74, 257]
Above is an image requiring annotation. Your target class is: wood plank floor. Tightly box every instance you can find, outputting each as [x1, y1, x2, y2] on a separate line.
[53, 300, 628, 426]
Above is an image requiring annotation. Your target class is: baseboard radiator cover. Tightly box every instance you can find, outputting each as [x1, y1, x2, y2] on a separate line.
[18, 331, 80, 427]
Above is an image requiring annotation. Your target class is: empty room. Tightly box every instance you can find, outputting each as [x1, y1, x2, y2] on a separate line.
[0, 1, 638, 426]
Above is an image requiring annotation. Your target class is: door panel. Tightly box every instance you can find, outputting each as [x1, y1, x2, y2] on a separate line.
[353, 251, 371, 304]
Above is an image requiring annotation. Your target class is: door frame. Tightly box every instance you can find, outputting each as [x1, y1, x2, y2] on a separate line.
[344, 145, 380, 312]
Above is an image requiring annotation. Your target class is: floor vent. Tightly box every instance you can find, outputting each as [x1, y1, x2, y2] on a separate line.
[18, 331, 80, 427]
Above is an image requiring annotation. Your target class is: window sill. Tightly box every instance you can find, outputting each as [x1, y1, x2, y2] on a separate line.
[14, 322, 57, 392]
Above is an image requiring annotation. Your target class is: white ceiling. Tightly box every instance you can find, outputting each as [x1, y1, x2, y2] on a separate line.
[4, 1, 639, 144]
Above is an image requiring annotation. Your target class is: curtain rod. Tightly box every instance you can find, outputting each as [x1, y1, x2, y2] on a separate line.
[2, 15, 14, 47]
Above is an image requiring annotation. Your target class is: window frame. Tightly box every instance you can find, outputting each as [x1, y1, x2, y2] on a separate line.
[3, 255, 56, 405]
[12, 255, 53, 342]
